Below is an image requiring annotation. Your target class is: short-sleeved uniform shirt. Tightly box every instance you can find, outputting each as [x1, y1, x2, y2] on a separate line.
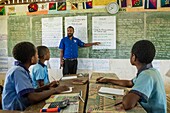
[59, 36, 85, 59]
[130, 64, 167, 113]
[2, 61, 35, 111]
[31, 61, 49, 88]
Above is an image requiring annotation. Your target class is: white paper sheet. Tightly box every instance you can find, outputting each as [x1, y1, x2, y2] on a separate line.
[42, 17, 63, 47]
[61, 76, 77, 80]
[93, 59, 110, 71]
[78, 59, 93, 70]
[65, 16, 88, 43]
[98, 87, 124, 95]
[92, 16, 116, 49]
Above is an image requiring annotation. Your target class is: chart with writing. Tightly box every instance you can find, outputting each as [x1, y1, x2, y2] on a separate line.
[65, 16, 88, 43]
[92, 16, 116, 49]
[7, 12, 170, 59]
[116, 13, 144, 58]
[42, 17, 63, 47]
[32, 16, 43, 46]
[146, 12, 170, 59]
[8, 16, 31, 56]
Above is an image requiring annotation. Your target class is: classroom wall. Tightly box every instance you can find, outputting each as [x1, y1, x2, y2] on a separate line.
[0, 2, 170, 94]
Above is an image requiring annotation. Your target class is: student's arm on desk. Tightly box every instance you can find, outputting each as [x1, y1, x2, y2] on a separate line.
[122, 92, 140, 110]
[96, 77, 133, 88]
[35, 81, 59, 92]
[27, 86, 69, 104]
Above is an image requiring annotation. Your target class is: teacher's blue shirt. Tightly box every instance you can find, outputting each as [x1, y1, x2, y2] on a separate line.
[59, 36, 84, 59]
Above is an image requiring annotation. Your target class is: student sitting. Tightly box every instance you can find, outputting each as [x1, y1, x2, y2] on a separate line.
[2, 42, 69, 111]
[31, 46, 57, 89]
[96, 40, 167, 113]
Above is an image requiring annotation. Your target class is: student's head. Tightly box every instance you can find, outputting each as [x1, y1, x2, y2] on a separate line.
[12, 42, 38, 64]
[130, 40, 156, 65]
[37, 46, 50, 60]
[67, 26, 74, 37]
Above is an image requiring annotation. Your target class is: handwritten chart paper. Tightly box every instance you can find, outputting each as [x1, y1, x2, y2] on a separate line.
[93, 59, 110, 71]
[92, 16, 116, 49]
[65, 16, 88, 43]
[42, 17, 63, 47]
[78, 59, 93, 70]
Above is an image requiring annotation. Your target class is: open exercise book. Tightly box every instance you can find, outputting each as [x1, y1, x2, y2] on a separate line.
[43, 93, 80, 113]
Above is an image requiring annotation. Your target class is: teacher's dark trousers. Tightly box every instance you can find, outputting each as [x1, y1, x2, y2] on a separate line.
[63, 59, 78, 76]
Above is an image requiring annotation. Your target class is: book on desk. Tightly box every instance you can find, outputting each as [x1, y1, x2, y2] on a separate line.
[98, 87, 124, 95]
[41, 93, 80, 112]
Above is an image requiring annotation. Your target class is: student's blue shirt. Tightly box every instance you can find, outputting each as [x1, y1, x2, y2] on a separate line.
[59, 36, 85, 59]
[130, 64, 167, 113]
[31, 61, 50, 88]
[2, 61, 35, 111]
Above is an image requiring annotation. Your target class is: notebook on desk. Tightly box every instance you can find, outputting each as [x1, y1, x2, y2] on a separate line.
[45, 93, 79, 103]
[98, 87, 124, 95]
[61, 76, 77, 80]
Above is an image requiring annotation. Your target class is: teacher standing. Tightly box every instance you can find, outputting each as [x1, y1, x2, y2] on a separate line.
[59, 26, 100, 75]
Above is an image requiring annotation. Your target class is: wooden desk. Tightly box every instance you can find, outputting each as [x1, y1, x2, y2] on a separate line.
[0, 110, 40, 113]
[25, 75, 89, 113]
[86, 72, 146, 113]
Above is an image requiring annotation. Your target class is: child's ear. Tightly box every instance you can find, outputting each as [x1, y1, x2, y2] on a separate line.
[31, 56, 37, 64]
[132, 54, 136, 61]
[31, 57, 34, 63]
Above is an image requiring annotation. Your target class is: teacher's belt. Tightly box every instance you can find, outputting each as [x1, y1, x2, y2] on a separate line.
[63, 58, 77, 61]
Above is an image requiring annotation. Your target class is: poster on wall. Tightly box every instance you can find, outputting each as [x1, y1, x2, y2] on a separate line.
[49, 2, 56, 10]
[0, 34, 8, 72]
[93, 59, 110, 71]
[78, 59, 93, 70]
[57, 2, 67, 11]
[144, 0, 157, 9]
[0, 6, 5, 15]
[82, 1, 93, 9]
[65, 16, 88, 43]
[71, 3, 78, 10]
[42, 17, 63, 47]
[93, 0, 116, 6]
[132, 0, 143, 7]
[92, 16, 116, 49]
[161, 0, 170, 7]
[8, 6, 16, 15]
[0, 17, 8, 72]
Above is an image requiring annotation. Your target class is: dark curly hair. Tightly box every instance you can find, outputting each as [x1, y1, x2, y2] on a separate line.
[67, 26, 74, 31]
[37, 46, 49, 59]
[131, 40, 156, 64]
[12, 42, 36, 64]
